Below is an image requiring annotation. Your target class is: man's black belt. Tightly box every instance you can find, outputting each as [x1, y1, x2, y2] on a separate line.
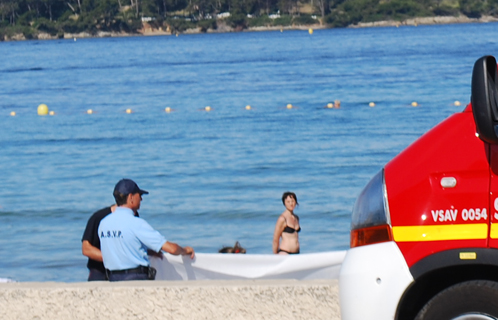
[107, 266, 149, 275]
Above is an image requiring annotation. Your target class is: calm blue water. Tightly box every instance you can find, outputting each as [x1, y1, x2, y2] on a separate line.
[1, 23, 497, 282]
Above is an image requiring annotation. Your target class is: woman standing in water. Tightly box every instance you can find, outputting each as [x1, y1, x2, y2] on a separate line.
[273, 192, 301, 254]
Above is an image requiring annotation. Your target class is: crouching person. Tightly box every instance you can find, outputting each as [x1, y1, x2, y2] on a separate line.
[99, 179, 195, 281]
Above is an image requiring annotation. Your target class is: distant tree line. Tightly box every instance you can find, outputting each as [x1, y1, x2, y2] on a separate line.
[1, 0, 498, 39]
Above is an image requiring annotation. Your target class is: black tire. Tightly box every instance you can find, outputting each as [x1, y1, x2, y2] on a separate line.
[415, 280, 498, 320]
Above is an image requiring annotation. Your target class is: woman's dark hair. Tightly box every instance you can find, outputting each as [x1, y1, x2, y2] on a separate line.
[113, 190, 128, 206]
[282, 191, 298, 205]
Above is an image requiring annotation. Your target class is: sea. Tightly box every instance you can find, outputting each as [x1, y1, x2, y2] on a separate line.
[1, 22, 498, 282]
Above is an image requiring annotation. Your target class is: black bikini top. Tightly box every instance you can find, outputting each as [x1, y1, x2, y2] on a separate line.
[283, 225, 301, 233]
[283, 215, 301, 233]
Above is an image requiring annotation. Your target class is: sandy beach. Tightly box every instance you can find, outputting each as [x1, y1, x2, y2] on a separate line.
[0, 279, 340, 319]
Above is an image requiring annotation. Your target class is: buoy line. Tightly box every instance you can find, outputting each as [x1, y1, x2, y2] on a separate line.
[6, 100, 467, 117]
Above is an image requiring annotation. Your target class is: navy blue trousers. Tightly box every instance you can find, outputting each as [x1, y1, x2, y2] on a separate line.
[108, 272, 149, 282]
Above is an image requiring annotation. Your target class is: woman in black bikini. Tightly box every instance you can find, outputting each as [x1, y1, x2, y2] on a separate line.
[272, 191, 301, 254]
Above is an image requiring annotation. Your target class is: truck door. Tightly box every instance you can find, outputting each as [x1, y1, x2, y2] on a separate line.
[488, 144, 498, 248]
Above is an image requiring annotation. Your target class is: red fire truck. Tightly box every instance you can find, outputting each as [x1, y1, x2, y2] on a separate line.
[339, 55, 498, 320]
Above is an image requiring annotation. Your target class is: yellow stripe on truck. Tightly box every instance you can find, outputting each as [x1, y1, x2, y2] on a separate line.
[392, 223, 488, 242]
[489, 224, 498, 239]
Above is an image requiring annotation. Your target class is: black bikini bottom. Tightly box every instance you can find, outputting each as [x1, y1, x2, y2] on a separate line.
[278, 249, 300, 254]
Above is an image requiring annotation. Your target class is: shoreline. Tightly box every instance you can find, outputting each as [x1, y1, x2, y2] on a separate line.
[0, 279, 340, 319]
[4, 15, 497, 41]
[351, 14, 498, 28]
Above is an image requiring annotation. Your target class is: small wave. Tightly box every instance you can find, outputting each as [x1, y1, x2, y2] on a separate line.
[43, 56, 293, 73]
[0, 211, 17, 217]
[2, 136, 128, 148]
[0, 208, 90, 218]
[2, 67, 44, 73]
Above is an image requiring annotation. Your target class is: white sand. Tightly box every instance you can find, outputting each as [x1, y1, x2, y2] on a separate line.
[0, 279, 340, 319]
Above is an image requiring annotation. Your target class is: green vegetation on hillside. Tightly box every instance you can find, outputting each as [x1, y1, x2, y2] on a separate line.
[0, 0, 497, 39]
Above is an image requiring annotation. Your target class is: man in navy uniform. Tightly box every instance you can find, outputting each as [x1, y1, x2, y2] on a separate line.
[81, 205, 116, 281]
[99, 178, 195, 281]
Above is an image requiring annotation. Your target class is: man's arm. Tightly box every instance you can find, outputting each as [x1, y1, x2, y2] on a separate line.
[82, 240, 103, 262]
[81, 206, 115, 261]
[161, 241, 195, 259]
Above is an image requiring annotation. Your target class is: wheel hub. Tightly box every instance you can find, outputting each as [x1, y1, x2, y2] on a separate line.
[453, 314, 498, 320]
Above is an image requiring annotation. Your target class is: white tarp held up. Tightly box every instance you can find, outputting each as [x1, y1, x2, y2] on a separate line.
[150, 251, 347, 281]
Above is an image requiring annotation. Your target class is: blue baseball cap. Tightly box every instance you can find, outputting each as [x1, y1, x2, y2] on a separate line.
[114, 179, 149, 196]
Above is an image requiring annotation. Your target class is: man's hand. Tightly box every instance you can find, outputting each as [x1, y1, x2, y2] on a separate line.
[161, 241, 195, 259]
[182, 246, 195, 259]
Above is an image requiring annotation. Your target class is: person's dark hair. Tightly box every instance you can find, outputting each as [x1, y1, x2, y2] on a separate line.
[219, 241, 246, 254]
[282, 191, 298, 205]
[113, 190, 128, 206]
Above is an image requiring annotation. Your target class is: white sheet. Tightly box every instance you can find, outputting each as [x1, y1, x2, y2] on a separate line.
[150, 251, 346, 281]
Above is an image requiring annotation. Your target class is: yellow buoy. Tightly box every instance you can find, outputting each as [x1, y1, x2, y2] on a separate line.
[205, 106, 211, 112]
[165, 107, 171, 113]
[10, 111, 16, 116]
[87, 109, 93, 114]
[454, 101, 461, 106]
[411, 101, 418, 107]
[126, 108, 132, 114]
[37, 104, 49, 116]
[369, 102, 375, 107]
[245, 105, 251, 110]
[308, 28, 313, 35]
[280, 29, 283, 32]
[286, 104, 293, 109]
[49, 110, 55, 116]
[326, 103, 334, 109]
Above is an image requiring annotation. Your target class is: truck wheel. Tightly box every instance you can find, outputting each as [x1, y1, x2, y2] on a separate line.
[415, 280, 498, 320]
